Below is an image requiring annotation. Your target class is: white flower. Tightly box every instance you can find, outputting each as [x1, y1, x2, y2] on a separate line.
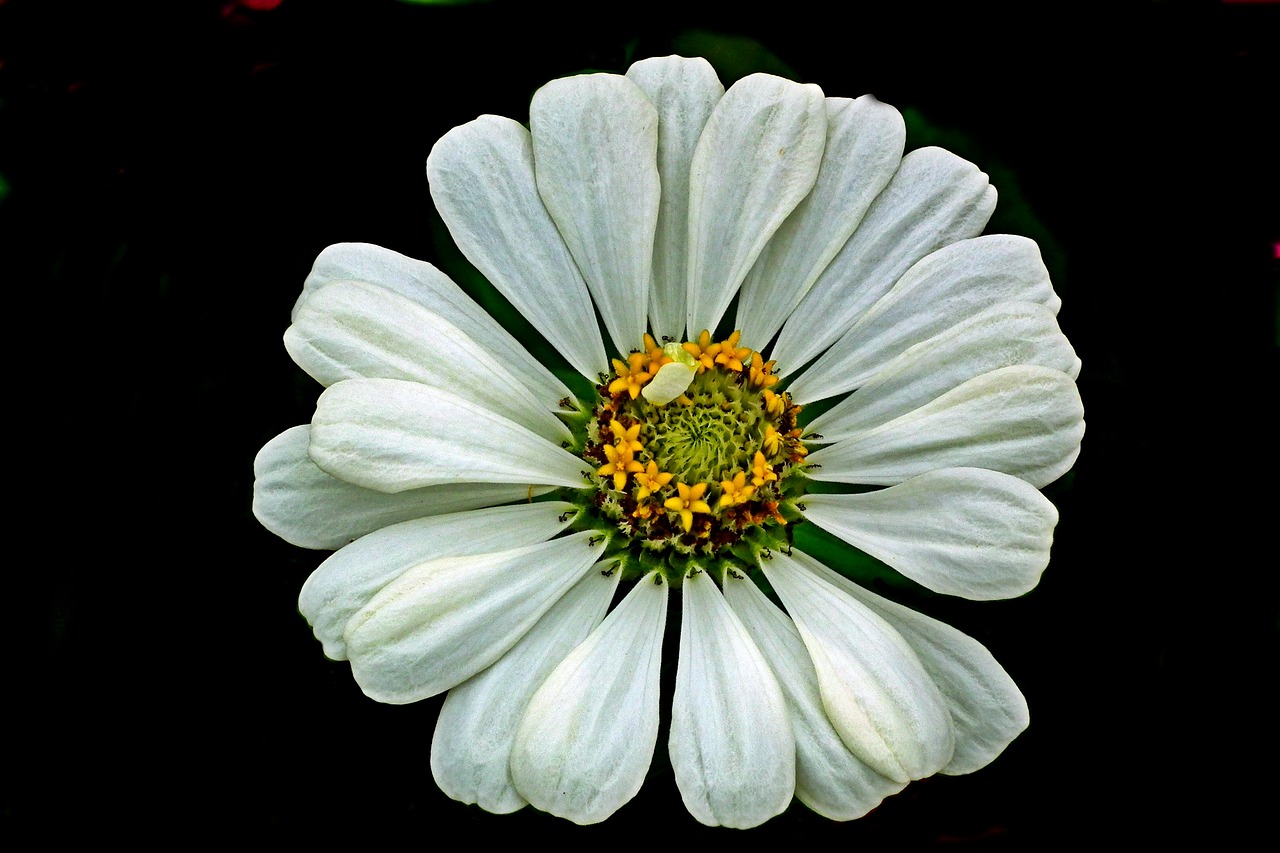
[253, 55, 1083, 828]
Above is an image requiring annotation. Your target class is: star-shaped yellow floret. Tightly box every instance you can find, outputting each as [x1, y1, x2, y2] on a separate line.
[598, 444, 642, 490]
[681, 329, 717, 373]
[609, 419, 643, 454]
[633, 460, 673, 501]
[664, 481, 711, 533]
[608, 353, 652, 399]
[717, 471, 756, 510]
[682, 330, 755, 374]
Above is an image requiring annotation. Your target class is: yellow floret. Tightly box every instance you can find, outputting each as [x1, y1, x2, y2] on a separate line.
[664, 481, 711, 533]
[598, 444, 642, 490]
[634, 460, 673, 501]
[608, 353, 652, 399]
[717, 471, 756, 510]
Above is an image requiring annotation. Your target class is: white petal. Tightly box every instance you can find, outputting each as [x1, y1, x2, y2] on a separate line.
[799, 301, 1080, 419]
[531, 73, 659, 357]
[762, 551, 954, 783]
[310, 378, 587, 492]
[286, 280, 570, 443]
[773, 147, 997, 372]
[298, 501, 578, 660]
[722, 571, 906, 821]
[344, 531, 606, 704]
[640, 361, 696, 405]
[803, 560, 1030, 775]
[802, 468, 1059, 600]
[788, 235, 1065, 398]
[686, 73, 827, 337]
[670, 567, 794, 828]
[511, 571, 669, 824]
[431, 562, 621, 813]
[806, 364, 1084, 488]
[426, 116, 607, 380]
[735, 95, 905, 349]
[626, 56, 725, 341]
[252, 425, 547, 550]
[296, 242, 570, 406]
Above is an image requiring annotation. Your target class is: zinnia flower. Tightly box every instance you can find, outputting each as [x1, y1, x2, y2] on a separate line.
[253, 55, 1083, 828]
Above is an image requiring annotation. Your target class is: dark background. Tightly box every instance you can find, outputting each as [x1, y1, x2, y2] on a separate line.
[8, 0, 1276, 843]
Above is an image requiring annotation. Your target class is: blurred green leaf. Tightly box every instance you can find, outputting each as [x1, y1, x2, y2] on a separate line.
[671, 30, 797, 84]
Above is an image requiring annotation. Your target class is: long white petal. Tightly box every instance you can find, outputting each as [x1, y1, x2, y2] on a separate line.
[803, 560, 1030, 775]
[735, 95, 905, 349]
[787, 235, 1064, 398]
[511, 571, 669, 824]
[722, 571, 906, 821]
[286, 280, 570, 443]
[310, 378, 587, 492]
[762, 551, 954, 783]
[799, 301, 1079, 419]
[298, 501, 578, 660]
[806, 365, 1084, 488]
[670, 567, 794, 828]
[531, 73, 659, 357]
[626, 55, 724, 342]
[296, 242, 570, 406]
[344, 531, 606, 704]
[431, 562, 621, 813]
[252, 425, 547, 550]
[426, 116, 607, 380]
[773, 147, 997, 372]
[686, 73, 826, 337]
[803, 468, 1059, 600]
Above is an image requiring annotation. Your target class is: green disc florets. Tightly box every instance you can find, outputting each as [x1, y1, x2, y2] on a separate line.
[640, 370, 764, 486]
[567, 330, 810, 585]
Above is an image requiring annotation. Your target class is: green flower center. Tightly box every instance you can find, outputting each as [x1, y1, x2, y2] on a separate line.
[561, 331, 810, 584]
[640, 372, 764, 486]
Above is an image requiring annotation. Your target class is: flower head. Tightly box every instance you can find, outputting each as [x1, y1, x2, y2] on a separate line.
[254, 56, 1083, 828]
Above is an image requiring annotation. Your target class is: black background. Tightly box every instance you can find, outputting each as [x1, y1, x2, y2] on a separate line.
[8, 0, 1277, 843]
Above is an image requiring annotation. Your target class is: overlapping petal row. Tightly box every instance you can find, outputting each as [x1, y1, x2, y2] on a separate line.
[253, 55, 1083, 827]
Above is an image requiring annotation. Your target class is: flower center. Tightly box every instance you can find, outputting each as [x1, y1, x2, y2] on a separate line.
[641, 370, 762, 485]
[566, 331, 809, 583]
